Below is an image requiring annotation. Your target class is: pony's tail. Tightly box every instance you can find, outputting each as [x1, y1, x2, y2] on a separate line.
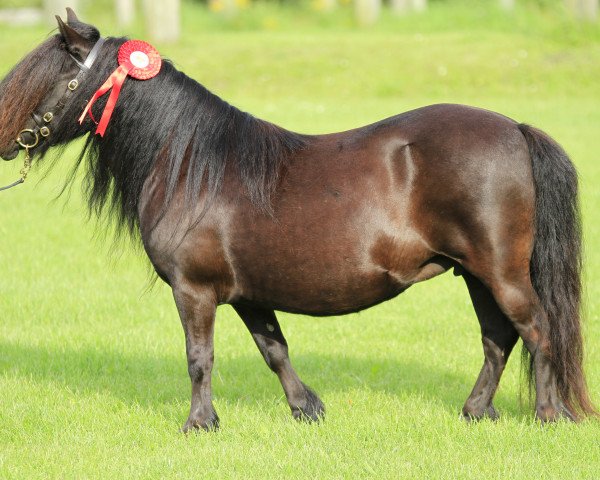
[519, 123, 597, 419]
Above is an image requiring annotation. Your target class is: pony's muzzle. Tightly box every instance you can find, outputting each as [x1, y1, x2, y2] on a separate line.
[1, 129, 38, 161]
[1, 144, 19, 161]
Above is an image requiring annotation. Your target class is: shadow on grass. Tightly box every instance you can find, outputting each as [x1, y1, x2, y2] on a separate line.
[0, 339, 523, 418]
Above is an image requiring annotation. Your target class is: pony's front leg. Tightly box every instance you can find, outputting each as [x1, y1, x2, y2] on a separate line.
[233, 304, 325, 422]
[172, 281, 219, 432]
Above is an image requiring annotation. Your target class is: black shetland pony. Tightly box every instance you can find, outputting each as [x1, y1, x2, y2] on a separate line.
[0, 11, 596, 430]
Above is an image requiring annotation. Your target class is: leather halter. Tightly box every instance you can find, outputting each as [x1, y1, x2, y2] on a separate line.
[0, 36, 105, 192]
[16, 37, 106, 150]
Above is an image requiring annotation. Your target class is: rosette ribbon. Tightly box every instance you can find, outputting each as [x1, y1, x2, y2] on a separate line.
[79, 40, 162, 137]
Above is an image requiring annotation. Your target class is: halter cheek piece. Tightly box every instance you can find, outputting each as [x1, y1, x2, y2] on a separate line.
[0, 37, 105, 192]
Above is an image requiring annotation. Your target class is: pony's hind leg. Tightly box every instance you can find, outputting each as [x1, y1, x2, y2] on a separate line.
[478, 271, 574, 422]
[462, 272, 519, 420]
[233, 304, 325, 422]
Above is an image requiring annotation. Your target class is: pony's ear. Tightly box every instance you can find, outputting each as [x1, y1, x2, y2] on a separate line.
[56, 15, 93, 61]
[66, 7, 80, 24]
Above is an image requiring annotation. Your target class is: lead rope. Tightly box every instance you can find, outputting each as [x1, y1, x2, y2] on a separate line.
[0, 151, 31, 192]
[0, 130, 37, 192]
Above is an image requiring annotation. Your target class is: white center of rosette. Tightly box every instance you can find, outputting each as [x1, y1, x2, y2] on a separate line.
[130, 51, 150, 69]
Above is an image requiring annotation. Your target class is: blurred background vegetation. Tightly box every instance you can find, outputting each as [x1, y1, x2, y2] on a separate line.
[0, 1, 598, 40]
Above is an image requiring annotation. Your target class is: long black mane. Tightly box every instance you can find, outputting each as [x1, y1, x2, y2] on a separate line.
[41, 35, 307, 235]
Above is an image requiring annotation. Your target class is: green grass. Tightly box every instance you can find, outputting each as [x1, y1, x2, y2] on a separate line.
[1, 2, 600, 479]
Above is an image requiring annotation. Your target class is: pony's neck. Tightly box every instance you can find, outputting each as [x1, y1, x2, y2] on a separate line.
[81, 57, 307, 236]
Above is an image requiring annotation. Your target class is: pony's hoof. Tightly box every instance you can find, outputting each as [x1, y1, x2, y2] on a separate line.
[486, 404, 500, 420]
[560, 405, 577, 422]
[536, 404, 576, 423]
[460, 412, 480, 423]
[460, 404, 499, 422]
[291, 384, 325, 423]
[182, 411, 220, 433]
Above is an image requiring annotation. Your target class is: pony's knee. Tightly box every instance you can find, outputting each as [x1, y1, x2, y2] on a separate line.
[187, 346, 214, 382]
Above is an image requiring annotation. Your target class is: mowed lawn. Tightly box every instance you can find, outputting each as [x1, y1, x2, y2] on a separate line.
[1, 3, 600, 478]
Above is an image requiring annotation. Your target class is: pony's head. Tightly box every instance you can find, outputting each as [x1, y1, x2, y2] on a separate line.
[0, 8, 101, 161]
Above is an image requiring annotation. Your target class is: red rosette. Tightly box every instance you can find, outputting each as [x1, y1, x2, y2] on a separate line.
[79, 39, 162, 137]
[118, 40, 162, 80]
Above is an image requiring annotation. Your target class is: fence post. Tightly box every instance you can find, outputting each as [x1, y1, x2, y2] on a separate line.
[412, 0, 427, 12]
[355, 0, 381, 26]
[499, 0, 515, 10]
[143, 0, 180, 43]
[321, 0, 337, 12]
[116, 0, 135, 27]
[566, 0, 598, 20]
[391, 0, 410, 14]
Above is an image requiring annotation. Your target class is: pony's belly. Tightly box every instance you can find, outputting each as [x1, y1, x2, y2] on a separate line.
[228, 222, 434, 315]
[233, 265, 411, 316]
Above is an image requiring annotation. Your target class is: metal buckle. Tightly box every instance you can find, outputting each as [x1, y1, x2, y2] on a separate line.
[43, 112, 54, 123]
[40, 126, 50, 137]
[68, 79, 79, 91]
[16, 129, 40, 149]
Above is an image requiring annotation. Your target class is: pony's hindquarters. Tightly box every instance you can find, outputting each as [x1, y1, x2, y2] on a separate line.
[456, 122, 596, 421]
[402, 106, 595, 419]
